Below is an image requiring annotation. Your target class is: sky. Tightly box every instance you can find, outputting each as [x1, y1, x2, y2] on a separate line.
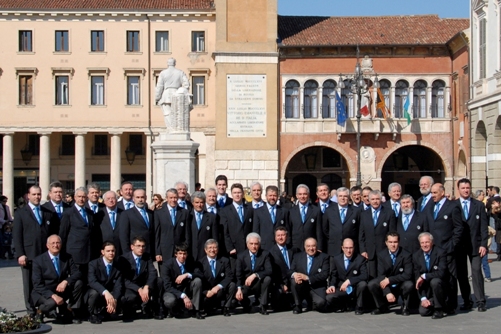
[278, 0, 469, 18]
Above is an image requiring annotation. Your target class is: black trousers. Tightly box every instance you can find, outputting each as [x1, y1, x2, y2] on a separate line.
[368, 279, 414, 309]
[419, 278, 446, 316]
[203, 282, 237, 310]
[445, 254, 458, 310]
[290, 281, 326, 311]
[240, 276, 271, 307]
[21, 262, 35, 314]
[121, 277, 163, 313]
[456, 249, 485, 305]
[87, 288, 120, 315]
[36, 280, 83, 314]
[325, 281, 368, 310]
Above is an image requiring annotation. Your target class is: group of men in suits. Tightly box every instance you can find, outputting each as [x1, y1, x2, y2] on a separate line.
[13, 174, 489, 323]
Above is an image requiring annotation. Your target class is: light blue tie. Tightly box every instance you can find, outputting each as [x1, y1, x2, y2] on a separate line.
[340, 208, 346, 223]
[425, 253, 430, 270]
[373, 210, 378, 226]
[140, 208, 149, 227]
[180, 263, 185, 274]
[393, 203, 398, 217]
[80, 208, 88, 224]
[270, 206, 276, 224]
[344, 258, 350, 270]
[210, 259, 216, 277]
[420, 198, 427, 212]
[209, 206, 215, 214]
[34, 206, 42, 225]
[390, 253, 396, 266]
[196, 212, 202, 230]
[321, 203, 327, 214]
[403, 214, 410, 231]
[433, 202, 441, 219]
[218, 198, 225, 208]
[92, 204, 98, 213]
[106, 264, 112, 277]
[53, 257, 60, 276]
[307, 255, 313, 274]
[170, 208, 176, 226]
[126, 202, 132, 210]
[238, 206, 244, 223]
[254, 203, 260, 209]
[55, 205, 62, 219]
[179, 201, 186, 209]
[251, 254, 256, 271]
[301, 205, 306, 223]
[282, 247, 290, 268]
[110, 211, 116, 230]
[136, 257, 141, 275]
[462, 200, 469, 219]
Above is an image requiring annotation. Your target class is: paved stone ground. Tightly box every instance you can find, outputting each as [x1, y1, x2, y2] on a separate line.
[1, 254, 500, 334]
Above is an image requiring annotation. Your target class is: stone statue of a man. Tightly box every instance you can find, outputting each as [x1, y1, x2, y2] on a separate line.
[155, 58, 191, 133]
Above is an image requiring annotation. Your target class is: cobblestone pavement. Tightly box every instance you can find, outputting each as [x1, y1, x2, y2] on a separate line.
[1, 255, 500, 334]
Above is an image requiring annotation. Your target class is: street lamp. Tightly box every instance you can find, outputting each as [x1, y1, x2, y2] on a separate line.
[338, 53, 378, 187]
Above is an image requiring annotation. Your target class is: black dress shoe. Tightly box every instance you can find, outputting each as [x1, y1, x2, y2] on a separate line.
[259, 305, 269, 315]
[460, 303, 473, 311]
[478, 303, 487, 312]
[432, 311, 443, 319]
[292, 307, 302, 314]
[223, 307, 231, 317]
[446, 309, 456, 315]
[401, 307, 410, 316]
[195, 311, 205, 320]
[355, 308, 364, 315]
[72, 317, 82, 324]
[89, 314, 102, 324]
[371, 308, 389, 315]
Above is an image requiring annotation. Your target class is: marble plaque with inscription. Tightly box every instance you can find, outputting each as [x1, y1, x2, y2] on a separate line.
[227, 75, 267, 137]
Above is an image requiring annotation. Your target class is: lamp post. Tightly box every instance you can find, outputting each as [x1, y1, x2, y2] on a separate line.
[338, 53, 378, 187]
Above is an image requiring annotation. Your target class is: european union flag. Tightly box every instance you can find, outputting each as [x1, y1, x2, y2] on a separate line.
[336, 91, 346, 126]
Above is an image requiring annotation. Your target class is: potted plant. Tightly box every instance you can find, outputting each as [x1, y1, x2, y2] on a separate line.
[0, 308, 51, 333]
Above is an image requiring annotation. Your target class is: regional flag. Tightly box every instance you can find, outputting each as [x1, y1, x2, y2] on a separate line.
[335, 91, 346, 126]
[376, 88, 390, 119]
[403, 96, 412, 125]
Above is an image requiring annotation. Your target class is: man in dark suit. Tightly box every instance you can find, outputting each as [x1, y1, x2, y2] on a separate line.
[14, 185, 56, 315]
[175, 181, 193, 211]
[198, 239, 236, 316]
[359, 186, 373, 212]
[289, 237, 329, 314]
[215, 175, 233, 209]
[42, 181, 70, 233]
[289, 184, 323, 252]
[426, 183, 463, 313]
[205, 188, 218, 215]
[268, 226, 295, 311]
[235, 232, 272, 315]
[397, 194, 427, 255]
[161, 243, 204, 319]
[326, 238, 367, 314]
[86, 183, 105, 214]
[59, 187, 100, 280]
[31, 235, 83, 324]
[359, 190, 397, 279]
[250, 182, 265, 209]
[413, 232, 448, 319]
[416, 176, 434, 213]
[94, 191, 123, 255]
[155, 188, 190, 264]
[119, 189, 155, 257]
[221, 183, 254, 269]
[118, 236, 163, 321]
[323, 187, 359, 257]
[87, 241, 123, 324]
[455, 178, 488, 312]
[116, 181, 134, 211]
[253, 185, 290, 251]
[190, 192, 218, 262]
[382, 182, 402, 219]
[367, 232, 413, 315]
[315, 183, 334, 214]
[350, 186, 363, 208]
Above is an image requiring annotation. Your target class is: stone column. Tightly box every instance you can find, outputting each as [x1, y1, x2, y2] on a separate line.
[74, 132, 86, 188]
[38, 132, 51, 198]
[2, 133, 14, 215]
[426, 87, 433, 118]
[145, 133, 153, 199]
[110, 132, 122, 193]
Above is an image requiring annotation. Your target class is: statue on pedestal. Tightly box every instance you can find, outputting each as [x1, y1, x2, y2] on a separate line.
[154, 58, 192, 133]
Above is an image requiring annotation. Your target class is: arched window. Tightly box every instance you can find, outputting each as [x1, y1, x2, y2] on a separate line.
[413, 80, 427, 118]
[322, 80, 337, 118]
[432, 80, 446, 118]
[285, 80, 300, 118]
[304, 80, 319, 118]
[394, 80, 409, 118]
[377, 79, 391, 118]
[341, 79, 354, 117]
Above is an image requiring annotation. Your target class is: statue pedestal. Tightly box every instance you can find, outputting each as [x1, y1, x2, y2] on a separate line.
[151, 137, 199, 196]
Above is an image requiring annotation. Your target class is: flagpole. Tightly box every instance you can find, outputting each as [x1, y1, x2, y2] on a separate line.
[356, 46, 362, 187]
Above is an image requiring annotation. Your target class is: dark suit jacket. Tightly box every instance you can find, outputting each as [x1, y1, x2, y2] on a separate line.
[117, 199, 134, 212]
[160, 257, 202, 298]
[425, 199, 463, 254]
[416, 195, 434, 213]
[198, 256, 233, 290]
[412, 246, 448, 298]
[42, 201, 70, 234]
[119, 206, 155, 256]
[252, 205, 290, 250]
[216, 194, 233, 209]
[289, 251, 329, 294]
[59, 205, 99, 264]
[328, 253, 367, 288]
[154, 205, 190, 260]
[190, 210, 218, 261]
[118, 251, 157, 291]
[220, 203, 254, 253]
[376, 247, 413, 295]
[323, 203, 360, 256]
[382, 200, 401, 218]
[397, 211, 427, 255]
[289, 204, 323, 251]
[88, 257, 123, 300]
[235, 249, 272, 287]
[94, 208, 123, 255]
[269, 244, 296, 288]
[31, 251, 81, 304]
[359, 206, 397, 260]
[13, 204, 55, 260]
[457, 198, 489, 256]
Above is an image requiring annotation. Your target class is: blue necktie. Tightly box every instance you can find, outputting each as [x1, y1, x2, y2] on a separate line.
[110, 211, 116, 229]
[344, 258, 350, 270]
[282, 247, 289, 269]
[209, 206, 215, 214]
[301, 205, 306, 223]
[251, 254, 256, 271]
[140, 208, 149, 227]
[270, 206, 276, 224]
[170, 208, 176, 226]
[390, 253, 396, 266]
[55, 205, 62, 219]
[340, 208, 346, 223]
[393, 203, 398, 217]
[420, 198, 427, 212]
[462, 200, 469, 219]
[307, 256, 313, 274]
[218, 197, 225, 208]
[321, 203, 327, 214]
[34, 206, 42, 225]
[106, 264, 112, 277]
[136, 257, 141, 275]
[53, 257, 60, 276]
[180, 263, 185, 274]
[125, 202, 132, 210]
[92, 204, 97, 213]
[373, 210, 378, 226]
[196, 212, 202, 230]
[238, 206, 244, 223]
[425, 253, 430, 270]
[433, 203, 441, 219]
[403, 214, 410, 231]
[254, 203, 260, 209]
[179, 201, 186, 209]
[80, 208, 88, 224]
[210, 259, 216, 277]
